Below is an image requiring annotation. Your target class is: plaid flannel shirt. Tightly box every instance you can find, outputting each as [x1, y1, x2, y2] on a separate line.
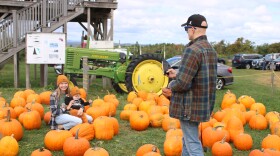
[49, 90, 65, 130]
[168, 35, 217, 122]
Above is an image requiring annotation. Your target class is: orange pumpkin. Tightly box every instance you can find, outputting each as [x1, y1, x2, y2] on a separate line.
[69, 123, 95, 141]
[10, 97, 26, 108]
[127, 91, 137, 102]
[108, 116, 119, 135]
[25, 102, 45, 119]
[202, 126, 230, 148]
[137, 90, 148, 100]
[84, 147, 109, 156]
[23, 89, 35, 100]
[130, 111, 150, 131]
[79, 88, 87, 99]
[44, 111, 51, 125]
[162, 117, 180, 132]
[211, 137, 232, 156]
[31, 147, 52, 156]
[164, 136, 182, 156]
[249, 113, 268, 130]
[86, 106, 107, 120]
[0, 110, 23, 141]
[249, 149, 271, 156]
[63, 129, 91, 156]
[26, 93, 41, 104]
[166, 128, 183, 139]
[44, 130, 73, 151]
[226, 116, 244, 142]
[136, 144, 161, 156]
[261, 134, 280, 151]
[238, 95, 255, 109]
[22, 110, 42, 130]
[250, 103, 266, 116]
[93, 116, 114, 140]
[120, 110, 135, 120]
[233, 133, 253, 150]
[39, 91, 52, 105]
[149, 113, 164, 128]
[0, 135, 19, 156]
[221, 90, 236, 109]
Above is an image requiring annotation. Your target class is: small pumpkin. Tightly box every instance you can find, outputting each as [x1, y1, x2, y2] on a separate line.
[136, 144, 161, 156]
[31, 147, 52, 156]
[84, 146, 109, 156]
[211, 137, 233, 156]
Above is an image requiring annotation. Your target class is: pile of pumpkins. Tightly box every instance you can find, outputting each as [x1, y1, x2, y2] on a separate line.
[200, 90, 280, 156]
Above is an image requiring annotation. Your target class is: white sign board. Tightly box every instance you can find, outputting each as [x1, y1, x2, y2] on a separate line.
[26, 33, 66, 64]
[89, 40, 114, 49]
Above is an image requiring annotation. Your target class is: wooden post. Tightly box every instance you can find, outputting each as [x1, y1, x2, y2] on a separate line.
[26, 64, 30, 89]
[82, 56, 89, 92]
[270, 63, 275, 95]
[12, 10, 19, 88]
[102, 77, 112, 89]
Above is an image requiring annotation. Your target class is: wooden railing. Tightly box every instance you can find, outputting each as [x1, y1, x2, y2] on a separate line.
[0, 0, 85, 52]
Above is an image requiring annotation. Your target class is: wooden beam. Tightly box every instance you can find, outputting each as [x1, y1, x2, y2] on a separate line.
[78, 22, 87, 31]
[83, 2, 118, 9]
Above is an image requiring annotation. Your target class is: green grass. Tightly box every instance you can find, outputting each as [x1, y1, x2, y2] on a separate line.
[1, 61, 280, 156]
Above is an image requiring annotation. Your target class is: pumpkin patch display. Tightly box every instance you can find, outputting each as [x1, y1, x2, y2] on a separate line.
[233, 133, 253, 150]
[261, 134, 280, 151]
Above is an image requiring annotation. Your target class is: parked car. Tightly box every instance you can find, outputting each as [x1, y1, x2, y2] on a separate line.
[218, 58, 226, 64]
[252, 53, 280, 70]
[232, 53, 263, 69]
[166, 56, 234, 90]
[271, 57, 280, 71]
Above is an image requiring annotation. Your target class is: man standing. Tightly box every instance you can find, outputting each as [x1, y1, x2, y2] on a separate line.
[162, 14, 217, 156]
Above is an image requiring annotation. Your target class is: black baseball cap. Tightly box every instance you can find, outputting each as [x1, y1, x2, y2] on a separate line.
[181, 14, 208, 28]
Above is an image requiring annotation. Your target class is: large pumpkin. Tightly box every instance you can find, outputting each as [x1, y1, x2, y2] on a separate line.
[0, 110, 23, 141]
[22, 110, 41, 130]
[44, 130, 73, 151]
[63, 129, 91, 156]
[93, 116, 114, 140]
[261, 134, 280, 151]
[0, 135, 19, 156]
[164, 136, 182, 156]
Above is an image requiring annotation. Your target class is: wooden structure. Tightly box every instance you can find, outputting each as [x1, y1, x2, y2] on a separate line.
[0, 0, 118, 88]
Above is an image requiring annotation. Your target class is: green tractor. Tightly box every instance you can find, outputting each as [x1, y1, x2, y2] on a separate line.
[62, 47, 169, 95]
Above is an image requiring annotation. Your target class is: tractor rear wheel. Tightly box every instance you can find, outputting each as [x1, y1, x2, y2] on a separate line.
[125, 54, 169, 95]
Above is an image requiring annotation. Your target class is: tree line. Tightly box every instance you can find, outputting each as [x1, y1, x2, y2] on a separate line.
[124, 37, 280, 59]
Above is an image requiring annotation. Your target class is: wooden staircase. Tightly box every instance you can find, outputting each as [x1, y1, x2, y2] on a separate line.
[0, 0, 87, 64]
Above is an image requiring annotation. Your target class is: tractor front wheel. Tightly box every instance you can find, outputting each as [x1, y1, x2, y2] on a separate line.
[125, 54, 169, 95]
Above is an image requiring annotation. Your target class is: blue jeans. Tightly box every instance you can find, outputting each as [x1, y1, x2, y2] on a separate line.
[55, 114, 82, 130]
[180, 120, 204, 156]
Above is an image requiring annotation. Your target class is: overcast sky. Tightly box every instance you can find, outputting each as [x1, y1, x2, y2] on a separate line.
[67, 0, 280, 46]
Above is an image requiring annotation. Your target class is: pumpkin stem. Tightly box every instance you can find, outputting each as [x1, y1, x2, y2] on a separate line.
[39, 147, 46, 152]
[151, 146, 158, 152]
[5, 109, 11, 122]
[221, 135, 227, 143]
[75, 128, 80, 139]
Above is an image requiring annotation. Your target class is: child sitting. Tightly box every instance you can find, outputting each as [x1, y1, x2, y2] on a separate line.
[65, 86, 93, 123]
